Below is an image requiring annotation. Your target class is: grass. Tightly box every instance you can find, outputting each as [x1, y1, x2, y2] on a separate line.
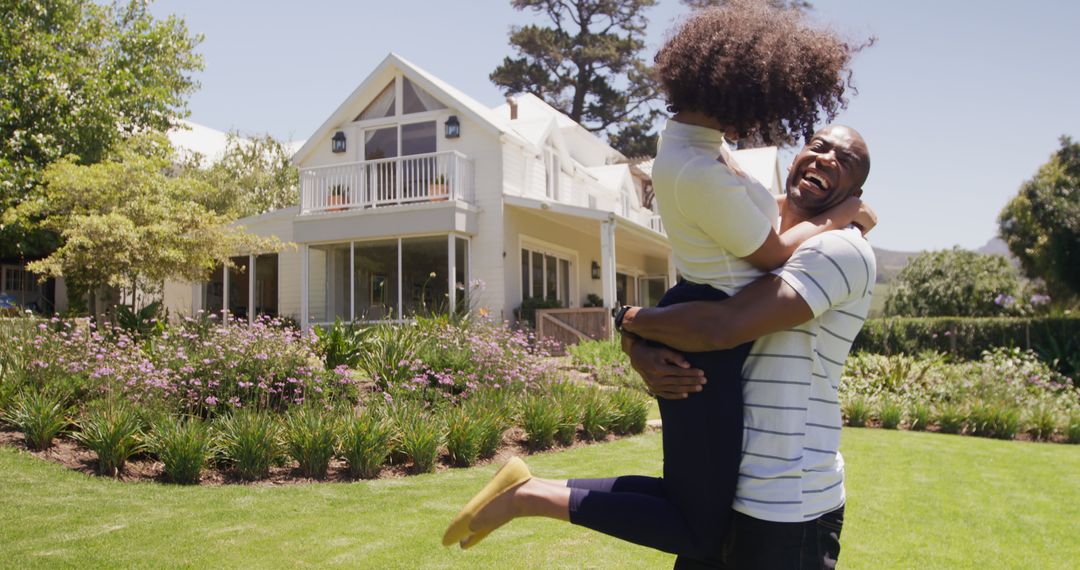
[1, 429, 1078, 569]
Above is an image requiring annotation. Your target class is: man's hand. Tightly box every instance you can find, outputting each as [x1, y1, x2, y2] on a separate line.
[624, 335, 706, 399]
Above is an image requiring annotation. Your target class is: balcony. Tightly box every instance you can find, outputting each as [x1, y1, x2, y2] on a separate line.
[300, 151, 474, 214]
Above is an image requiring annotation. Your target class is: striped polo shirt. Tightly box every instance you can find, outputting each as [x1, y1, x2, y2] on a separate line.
[733, 226, 876, 523]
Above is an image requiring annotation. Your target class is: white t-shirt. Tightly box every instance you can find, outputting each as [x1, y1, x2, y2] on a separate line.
[733, 227, 876, 522]
[652, 121, 778, 296]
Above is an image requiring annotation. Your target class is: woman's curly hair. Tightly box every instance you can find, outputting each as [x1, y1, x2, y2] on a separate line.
[655, 0, 870, 146]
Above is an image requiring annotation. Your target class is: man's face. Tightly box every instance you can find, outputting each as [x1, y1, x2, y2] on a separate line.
[785, 126, 870, 214]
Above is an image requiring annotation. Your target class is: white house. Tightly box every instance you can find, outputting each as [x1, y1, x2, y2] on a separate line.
[165, 53, 782, 333]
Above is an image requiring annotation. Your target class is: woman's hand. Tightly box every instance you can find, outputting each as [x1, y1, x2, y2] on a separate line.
[853, 200, 877, 234]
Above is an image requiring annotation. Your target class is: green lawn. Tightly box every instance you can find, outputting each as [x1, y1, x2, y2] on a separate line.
[1, 429, 1078, 569]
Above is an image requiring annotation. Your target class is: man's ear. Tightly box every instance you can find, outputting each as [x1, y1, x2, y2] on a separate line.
[853, 188, 864, 198]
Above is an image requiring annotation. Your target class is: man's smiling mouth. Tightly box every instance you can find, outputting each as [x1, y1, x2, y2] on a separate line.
[804, 171, 829, 191]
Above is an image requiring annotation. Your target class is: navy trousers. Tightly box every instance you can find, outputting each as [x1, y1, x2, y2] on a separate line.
[569, 280, 752, 565]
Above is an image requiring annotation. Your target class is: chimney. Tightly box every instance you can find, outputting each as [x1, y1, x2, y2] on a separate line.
[506, 96, 518, 120]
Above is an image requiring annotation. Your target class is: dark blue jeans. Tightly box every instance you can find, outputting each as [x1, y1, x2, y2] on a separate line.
[568, 281, 751, 564]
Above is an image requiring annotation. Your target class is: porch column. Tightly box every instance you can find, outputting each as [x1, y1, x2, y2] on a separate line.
[300, 245, 310, 330]
[447, 234, 457, 315]
[600, 218, 617, 310]
[248, 254, 256, 325]
[349, 242, 355, 322]
[222, 262, 230, 321]
[667, 253, 678, 292]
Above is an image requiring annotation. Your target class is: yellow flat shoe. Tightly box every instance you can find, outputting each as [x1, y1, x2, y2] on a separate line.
[442, 457, 531, 547]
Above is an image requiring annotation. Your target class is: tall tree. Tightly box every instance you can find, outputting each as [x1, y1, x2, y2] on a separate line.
[7, 134, 279, 317]
[998, 136, 1080, 300]
[0, 0, 203, 260]
[490, 0, 662, 157]
[884, 248, 1021, 318]
[183, 132, 300, 220]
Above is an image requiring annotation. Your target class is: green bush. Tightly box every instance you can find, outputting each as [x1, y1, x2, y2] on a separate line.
[353, 324, 430, 391]
[147, 416, 214, 484]
[463, 390, 511, 459]
[909, 402, 931, 432]
[843, 396, 871, 427]
[968, 402, 1022, 440]
[609, 388, 650, 435]
[73, 401, 145, 476]
[521, 393, 560, 451]
[283, 407, 337, 479]
[394, 403, 443, 473]
[215, 410, 283, 481]
[879, 399, 903, 430]
[1026, 405, 1058, 441]
[581, 388, 617, 440]
[853, 317, 1080, 367]
[550, 383, 582, 446]
[883, 247, 1021, 317]
[4, 390, 69, 450]
[567, 339, 642, 390]
[516, 297, 563, 326]
[312, 318, 368, 370]
[936, 403, 966, 434]
[339, 410, 394, 479]
[1066, 414, 1080, 444]
[444, 405, 484, 467]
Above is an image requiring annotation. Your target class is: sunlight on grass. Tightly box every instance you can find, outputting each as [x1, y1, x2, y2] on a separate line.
[1, 430, 1077, 569]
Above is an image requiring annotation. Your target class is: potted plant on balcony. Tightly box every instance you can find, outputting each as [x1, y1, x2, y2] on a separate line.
[427, 175, 449, 202]
[327, 184, 348, 211]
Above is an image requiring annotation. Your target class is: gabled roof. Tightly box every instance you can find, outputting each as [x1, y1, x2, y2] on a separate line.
[731, 146, 783, 194]
[585, 164, 632, 195]
[494, 93, 626, 163]
[291, 53, 530, 165]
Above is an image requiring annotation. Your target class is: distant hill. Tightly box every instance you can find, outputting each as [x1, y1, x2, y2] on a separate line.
[872, 247, 919, 283]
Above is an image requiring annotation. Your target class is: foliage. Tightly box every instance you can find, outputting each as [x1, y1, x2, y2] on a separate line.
[878, 398, 903, 430]
[567, 338, 640, 389]
[883, 247, 1021, 317]
[465, 390, 513, 458]
[967, 402, 1022, 440]
[935, 403, 966, 435]
[114, 301, 165, 341]
[338, 409, 394, 479]
[282, 407, 337, 479]
[682, 0, 812, 11]
[214, 409, 283, 481]
[521, 392, 560, 450]
[7, 134, 279, 315]
[1026, 405, 1058, 441]
[515, 297, 563, 327]
[72, 401, 145, 476]
[581, 387, 617, 440]
[183, 132, 299, 219]
[998, 136, 1080, 300]
[312, 318, 367, 370]
[909, 402, 931, 432]
[3, 390, 69, 450]
[393, 402, 444, 473]
[0, 0, 203, 259]
[843, 396, 870, 427]
[1067, 413, 1080, 444]
[550, 382, 583, 445]
[146, 415, 214, 484]
[608, 388, 649, 435]
[444, 405, 484, 467]
[491, 0, 662, 156]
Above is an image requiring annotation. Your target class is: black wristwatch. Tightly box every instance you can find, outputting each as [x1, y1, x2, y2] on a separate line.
[612, 305, 633, 333]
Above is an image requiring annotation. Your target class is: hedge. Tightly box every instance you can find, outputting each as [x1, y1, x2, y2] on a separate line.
[852, 316, 1080, 360]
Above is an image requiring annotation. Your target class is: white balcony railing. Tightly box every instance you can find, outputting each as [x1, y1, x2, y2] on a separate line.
[300, 151, 474, 214]
[647, 213, 665, 234]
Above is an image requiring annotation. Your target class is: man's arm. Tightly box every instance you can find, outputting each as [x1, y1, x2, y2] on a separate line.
[621, 274, 814, 353]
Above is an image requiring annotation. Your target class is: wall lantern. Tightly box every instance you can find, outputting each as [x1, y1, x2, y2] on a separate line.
[591, 261, 601, 280]
[331, 131, 347, 153]
[444, 115, 461, 139]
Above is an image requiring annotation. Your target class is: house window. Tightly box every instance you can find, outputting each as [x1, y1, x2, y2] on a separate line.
[2, 267, 39, 293]
[521, 247, 571, 306]
[402, 77, 447, 114]
[544, 148, 560, 200]
[356, 81, 396, 121]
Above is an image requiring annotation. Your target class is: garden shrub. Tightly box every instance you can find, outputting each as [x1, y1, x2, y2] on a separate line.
[312, 318, 368, 370]
[843, 396, 871, 427]
[878, 398, 903, 430]
[4, 390, 69, 450]
[215, 409, 283, 481]
[1026, 405, 1058, 441]
[521, 393, 560, 450]
[516, 297, 563, 326]
[550, 382, 582, 446]
[73, 401, 145, 476]
[393, 402, 443, 473]
[609, 388, 650, 435]
[147, 415, 215, 484]
[568, 339, 640, 390]
[1066, 414, 1080, 444]
[463, 389, 513, 459]
[909, 402, 931, 432]
[444, 405, 484, 467]
[339, 410, 394, 479]
[936, 404, 966, 434]
[967, 402, 1021, 440]
[283, 407, 338, 479]
[581, 388, 617, 440]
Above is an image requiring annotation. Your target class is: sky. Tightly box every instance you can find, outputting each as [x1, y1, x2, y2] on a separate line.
[148, 0, 1080, 253]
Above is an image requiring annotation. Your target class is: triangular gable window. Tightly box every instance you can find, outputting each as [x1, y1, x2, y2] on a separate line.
[402, 77, 446, 114]
[356, 81, 396, 121]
